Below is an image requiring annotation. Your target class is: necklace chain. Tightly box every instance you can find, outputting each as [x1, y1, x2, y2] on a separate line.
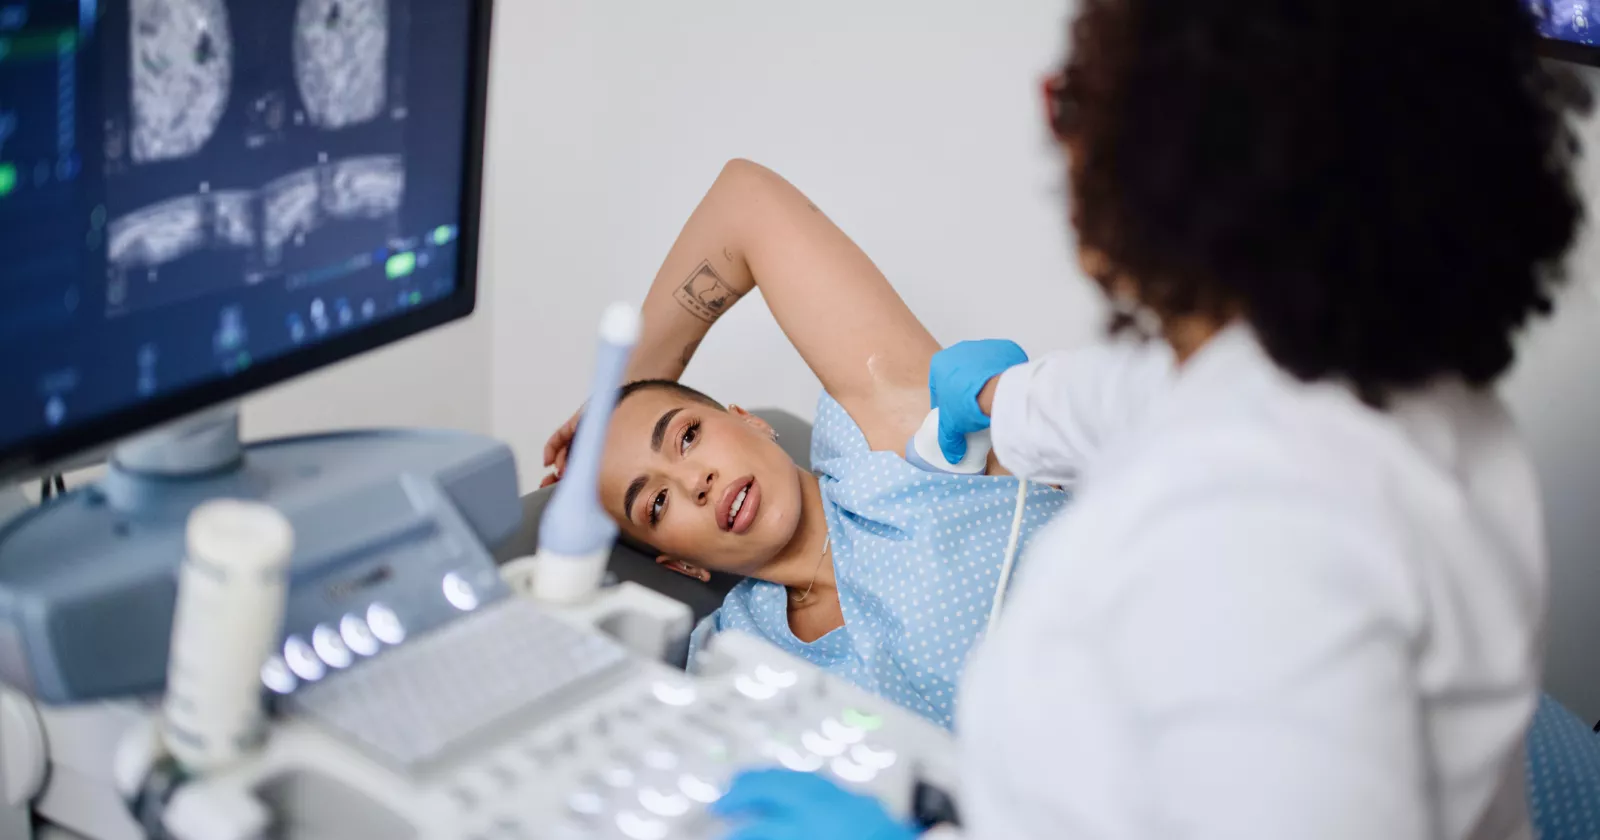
[789, 535, 832, 605]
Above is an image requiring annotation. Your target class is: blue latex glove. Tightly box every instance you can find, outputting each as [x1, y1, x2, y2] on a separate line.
[929, 339, 1029, 463]
[712, 769, 920, 840]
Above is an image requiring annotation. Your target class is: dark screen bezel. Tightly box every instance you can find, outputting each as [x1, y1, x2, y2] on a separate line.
[1539, 35, 1600, 67]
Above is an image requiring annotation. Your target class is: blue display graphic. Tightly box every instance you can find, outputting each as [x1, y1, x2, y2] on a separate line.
[1527, 0, 1599, 46]
[0, 0, 474, 455]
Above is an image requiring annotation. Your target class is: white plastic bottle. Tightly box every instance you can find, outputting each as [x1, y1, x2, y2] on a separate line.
[162, 499, 294, 774]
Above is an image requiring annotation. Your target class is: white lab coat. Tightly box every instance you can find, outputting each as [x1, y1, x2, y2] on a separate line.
[954, 324, 1546, 840]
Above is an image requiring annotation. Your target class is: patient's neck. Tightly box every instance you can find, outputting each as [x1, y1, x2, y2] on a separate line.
[760, 468, 836, 599]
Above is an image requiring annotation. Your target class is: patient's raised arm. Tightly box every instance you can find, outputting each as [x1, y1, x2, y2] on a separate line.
[623, 160, 939, 449]
[545, 161, 941, 481]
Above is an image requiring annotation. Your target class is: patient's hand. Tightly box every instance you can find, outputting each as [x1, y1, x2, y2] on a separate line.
[540, 408, 581, 488]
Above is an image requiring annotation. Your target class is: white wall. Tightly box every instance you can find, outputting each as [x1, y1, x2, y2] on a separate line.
[485, 3, 1600, 715]
[1503, 65, 1600, 720]
[484, 0, 1100, 491]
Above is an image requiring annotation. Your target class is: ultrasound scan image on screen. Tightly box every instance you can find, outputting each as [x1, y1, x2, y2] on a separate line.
[1526, 0, 1598, 47]
[0, 0, 477, 463]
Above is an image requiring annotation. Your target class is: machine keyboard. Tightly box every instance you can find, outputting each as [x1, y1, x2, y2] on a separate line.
[428, 633, 952, 840]
[287, 598, 629, 769]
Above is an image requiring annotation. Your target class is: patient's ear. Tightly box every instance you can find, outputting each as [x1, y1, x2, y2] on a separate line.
[655, 555, 711, 583]
[728, 405, 775, 439]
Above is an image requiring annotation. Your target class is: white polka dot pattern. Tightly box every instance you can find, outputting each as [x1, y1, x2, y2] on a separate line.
[1528, 693, 1600, 840]
[688, 393, 1069, 730]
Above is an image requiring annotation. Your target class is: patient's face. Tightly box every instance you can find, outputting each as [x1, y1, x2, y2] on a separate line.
[600, 388, 804, 577]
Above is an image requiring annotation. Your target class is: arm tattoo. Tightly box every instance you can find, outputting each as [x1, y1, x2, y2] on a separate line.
[679, 338, 701, 370]
[673, 260, 743, 324]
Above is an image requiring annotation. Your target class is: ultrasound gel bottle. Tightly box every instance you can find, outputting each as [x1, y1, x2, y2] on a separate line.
[162, 500, 294, 774]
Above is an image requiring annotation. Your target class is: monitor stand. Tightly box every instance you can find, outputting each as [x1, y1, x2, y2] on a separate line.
[0, 484, 24, 524]
[108, 405, 247, 480]
[0, 407, 524, 706]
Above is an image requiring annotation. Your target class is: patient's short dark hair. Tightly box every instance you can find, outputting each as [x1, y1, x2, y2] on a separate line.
[618, 379, 724, 410]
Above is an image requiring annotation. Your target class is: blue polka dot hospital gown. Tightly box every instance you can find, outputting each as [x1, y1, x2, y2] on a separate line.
[688, 393, 1068, 729]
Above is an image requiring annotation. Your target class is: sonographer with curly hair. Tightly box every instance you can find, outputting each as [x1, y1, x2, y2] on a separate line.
[709, 1, 1594, 839]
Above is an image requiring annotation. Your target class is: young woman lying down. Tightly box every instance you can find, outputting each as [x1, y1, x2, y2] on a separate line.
[542, 160, 1068, 729]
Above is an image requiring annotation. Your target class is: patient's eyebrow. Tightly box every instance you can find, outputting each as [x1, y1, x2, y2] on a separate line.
[652, 408, 683, 453]
[624, 476, 648, 524]
[626, 408, 684, 524]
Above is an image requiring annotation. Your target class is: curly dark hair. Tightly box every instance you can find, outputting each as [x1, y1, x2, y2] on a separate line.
[1055, 0, 1591, 401]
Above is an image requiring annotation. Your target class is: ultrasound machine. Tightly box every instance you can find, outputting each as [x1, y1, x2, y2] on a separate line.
[0, 2, 958, 838]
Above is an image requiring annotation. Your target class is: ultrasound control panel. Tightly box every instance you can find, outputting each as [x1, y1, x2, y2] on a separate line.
[169, 602, 960, 840]
[259, 473, 514, 702]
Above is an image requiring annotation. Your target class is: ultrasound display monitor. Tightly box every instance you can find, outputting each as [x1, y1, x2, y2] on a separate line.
[1526, 0, 1600, 65]
[0, 0, 493, 479]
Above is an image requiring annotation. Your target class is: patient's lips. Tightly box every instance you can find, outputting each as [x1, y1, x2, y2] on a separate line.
[717, 476, 760, 535]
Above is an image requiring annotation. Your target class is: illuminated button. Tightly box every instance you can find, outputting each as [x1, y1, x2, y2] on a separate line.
[340, 613, 380, 656]
[638, 787, 690, 818]
[830, 756, 877, 784]
[840, 708, 884, 732]
[801, 730, 845, 758]
[735, 675, 778, 701]
[651, 681, 696, 707]
[283, 636, 325, 682]
[260, 656, 297, 694]
[641, 746, 679, 771]
[850, 743, 898, 770]
[615, 812, 669, 840]
[755, 664, 798, 688]
[678, 773, 722, 804]
[312, 624, 353, 669]
[768, 742, 825, 773]
[366, 602, 406, 645]
[600, 765, 635, 788]
[821, 717, 865, 745]
[443, 572, 479, 612]
[568, 789, 606, 816]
